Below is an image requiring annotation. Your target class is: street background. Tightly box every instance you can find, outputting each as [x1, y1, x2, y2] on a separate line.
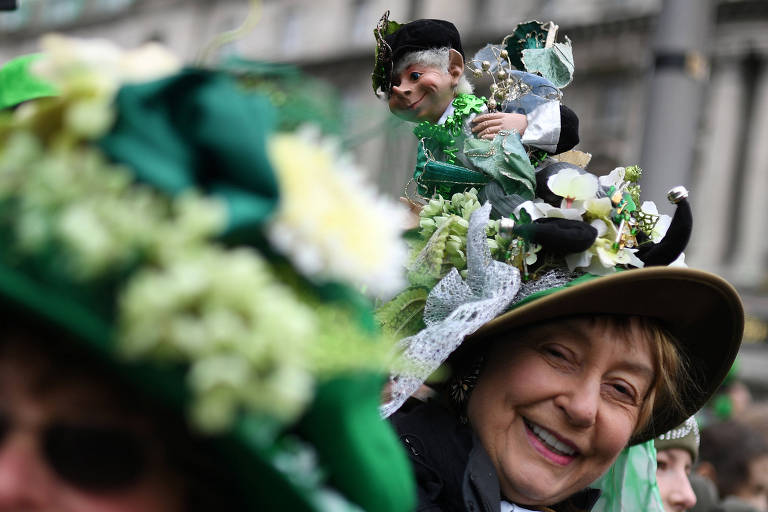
[3, 0, 768, 392]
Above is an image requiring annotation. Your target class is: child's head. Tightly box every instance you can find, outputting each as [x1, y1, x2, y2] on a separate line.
[373, 17, 473, 123]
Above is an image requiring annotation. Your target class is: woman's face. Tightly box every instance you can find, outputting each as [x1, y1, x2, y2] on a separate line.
[656, 448, 697, 512]
[466, 317, 656, 506]
[0, 340, 184, 512]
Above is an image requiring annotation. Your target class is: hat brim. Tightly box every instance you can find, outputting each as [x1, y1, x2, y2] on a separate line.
[462, 267, 744, 444]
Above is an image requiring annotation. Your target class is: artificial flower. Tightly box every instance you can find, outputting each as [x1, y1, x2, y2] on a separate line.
[547, 167, 598, 208]
[267, 127, 407, 297]
[640, 201, 671, 242]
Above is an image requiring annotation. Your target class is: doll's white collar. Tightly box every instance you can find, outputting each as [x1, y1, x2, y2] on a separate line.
[437, 102, 455, 125]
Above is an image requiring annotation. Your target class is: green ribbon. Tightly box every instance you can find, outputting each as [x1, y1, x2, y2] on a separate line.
[0, 53, 59, 110]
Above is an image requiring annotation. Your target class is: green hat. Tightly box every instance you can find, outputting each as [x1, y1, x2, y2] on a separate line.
[0, 53, 58, 109]
[0, 36, 414, 511]
[655, 417, 700, 462]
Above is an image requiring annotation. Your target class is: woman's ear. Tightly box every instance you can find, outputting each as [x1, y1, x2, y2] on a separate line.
[448, 49, 464, 88]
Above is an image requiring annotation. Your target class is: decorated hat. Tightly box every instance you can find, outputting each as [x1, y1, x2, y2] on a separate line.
[0, 35, 414, 511]
[372, 11, 464, 96]
[378, 175, 743, 444]
[655, 417, 700, 462]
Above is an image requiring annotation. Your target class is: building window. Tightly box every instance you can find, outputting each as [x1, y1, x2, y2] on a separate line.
[596, 80, 627, 138]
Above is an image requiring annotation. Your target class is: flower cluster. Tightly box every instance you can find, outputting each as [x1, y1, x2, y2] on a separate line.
[22, 34, 181, 140]
[408, 165, 670, 282]
[0, 36, 401, 434]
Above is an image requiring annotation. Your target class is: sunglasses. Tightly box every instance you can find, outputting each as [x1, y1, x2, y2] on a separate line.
[0, 409, 150, 491]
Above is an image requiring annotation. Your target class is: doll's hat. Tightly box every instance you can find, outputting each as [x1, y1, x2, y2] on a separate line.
[372, 11, 463, 95]
[0, 36, 414, 512]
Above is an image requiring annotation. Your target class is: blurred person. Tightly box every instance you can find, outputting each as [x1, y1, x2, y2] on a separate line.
[0, 33, 417, 512]
[698, 421, 768, 512]
[655, 417, 699, 512]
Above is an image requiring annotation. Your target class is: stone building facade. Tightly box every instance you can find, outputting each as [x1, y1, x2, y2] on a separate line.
[3, 0, 768, 348]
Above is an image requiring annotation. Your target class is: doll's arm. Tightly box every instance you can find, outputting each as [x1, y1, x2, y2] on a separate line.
[521, 102, 580, 154]
[555, 104, 579, 154]
[471, 104, 579, 154]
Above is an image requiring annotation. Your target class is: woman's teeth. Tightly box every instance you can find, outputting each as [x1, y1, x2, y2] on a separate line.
[527, 420, 577, 456]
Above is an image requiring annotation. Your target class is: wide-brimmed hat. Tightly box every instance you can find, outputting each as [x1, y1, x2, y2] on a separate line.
[379, 185, 743, 445]
[0, 36, 414, 511]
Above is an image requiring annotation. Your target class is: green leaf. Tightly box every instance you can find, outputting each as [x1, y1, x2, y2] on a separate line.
[375, 286, 428, 339]
[521, 42, 574, 88]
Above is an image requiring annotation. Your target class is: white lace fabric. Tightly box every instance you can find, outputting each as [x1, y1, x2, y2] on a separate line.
[381, 202, 522, 417]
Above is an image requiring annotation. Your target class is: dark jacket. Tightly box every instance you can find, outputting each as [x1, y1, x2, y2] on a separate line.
[390, 401, 600, 512]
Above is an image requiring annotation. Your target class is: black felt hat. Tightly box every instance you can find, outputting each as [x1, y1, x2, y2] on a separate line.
[373, 13, 464, 95]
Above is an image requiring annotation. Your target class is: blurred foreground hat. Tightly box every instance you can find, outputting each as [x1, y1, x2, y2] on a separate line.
[0, 35, 414, 511]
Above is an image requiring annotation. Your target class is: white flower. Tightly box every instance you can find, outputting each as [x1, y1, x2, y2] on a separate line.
[267, 127, 407, 297]
[35, 34, 180, 94]
[584, 197, 613, 219]
[515, 199, 584, 221]
[640, 201, 671, 242]
[598, 167, 626, 189]
[565, 238, 644, 275]
[547, 168, 598, 208]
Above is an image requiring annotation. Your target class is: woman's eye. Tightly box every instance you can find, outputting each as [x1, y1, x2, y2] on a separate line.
[543, 346, 567, 360]
[656, 460, 668, 471]
[609, 382, 637, 402]
[409, 71, 422, 81]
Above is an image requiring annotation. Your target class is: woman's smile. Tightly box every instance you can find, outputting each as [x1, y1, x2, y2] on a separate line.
[523, 418, 579, 465]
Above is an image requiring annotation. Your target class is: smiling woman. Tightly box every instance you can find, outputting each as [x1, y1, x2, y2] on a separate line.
[383, 198, 743, 511]
[467, 317, 680, 507]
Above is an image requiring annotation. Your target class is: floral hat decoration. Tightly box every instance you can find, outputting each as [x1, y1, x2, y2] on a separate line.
[377, 145, 743, 446]
[0, 35, 414, 512]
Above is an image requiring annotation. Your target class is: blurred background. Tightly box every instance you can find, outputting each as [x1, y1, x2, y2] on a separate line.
[2, 0, 768, 393]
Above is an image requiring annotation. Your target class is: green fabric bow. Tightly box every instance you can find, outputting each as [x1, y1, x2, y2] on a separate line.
[99, 68, 279, 242]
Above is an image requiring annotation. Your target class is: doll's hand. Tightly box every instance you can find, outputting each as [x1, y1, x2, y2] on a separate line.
[399, 197, 423, 230]
[472, 112, 528, 140]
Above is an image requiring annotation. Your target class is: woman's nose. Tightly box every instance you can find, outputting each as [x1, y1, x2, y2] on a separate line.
[668, 474, 697, 511]
[0, 433, 51, 509]
[554, 379, 599, 428]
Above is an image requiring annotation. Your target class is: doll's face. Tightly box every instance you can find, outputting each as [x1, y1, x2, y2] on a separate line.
[387, 50, 464, 124]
